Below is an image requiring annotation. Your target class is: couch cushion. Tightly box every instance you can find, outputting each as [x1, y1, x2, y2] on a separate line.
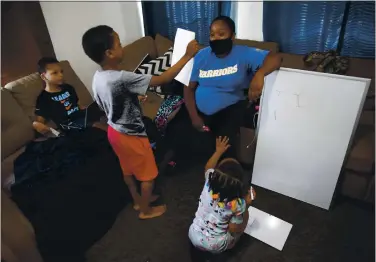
[119, 36, 158, 72]
[1, 88, 34, 160]
[234, 39, 279, 53]
[346, 125, 374, 173]
[141, 91, 164, 120]
[280, 53, 307, 70]
[1, 190, 43, 262]
[359, 110, 374, 126]
[341, 170, 372, 201]
[4, 72, 43, 119]
[155, 34, 174, 57]
[1, 147, 25, 184]
[4, 61, 93, 119]
[365, 176, 375, 203]
[346, 57, 375, 98]
[363, 96, 374, 111]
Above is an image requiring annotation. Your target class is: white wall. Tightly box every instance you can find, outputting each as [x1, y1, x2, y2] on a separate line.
[40, 1, 144, 95]
[236, 1, 264, 42]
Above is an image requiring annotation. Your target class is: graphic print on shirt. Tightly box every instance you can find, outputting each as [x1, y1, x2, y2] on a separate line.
[112, 80, 145, 135]
[199, 64, 238, 78]
[51, 90, 79, 116]
[191, 46, 269, 116]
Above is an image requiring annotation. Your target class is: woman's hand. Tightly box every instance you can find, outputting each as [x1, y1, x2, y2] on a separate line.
[248, 70, 265, 102]
[215, 136, 231, 155]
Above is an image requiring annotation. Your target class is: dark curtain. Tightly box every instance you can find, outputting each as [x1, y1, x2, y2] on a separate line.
[263, 1, 346, 55]
[341, 1, 375, 58]
[263, 1, 375, 58]
[142, 1, 170, 40]
[142, 1, 232, 46]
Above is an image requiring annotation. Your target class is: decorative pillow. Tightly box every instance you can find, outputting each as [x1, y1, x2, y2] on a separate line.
[133, 54, 152, 73]
[134, 48, 173, 97]
[136, 48, 172, 75]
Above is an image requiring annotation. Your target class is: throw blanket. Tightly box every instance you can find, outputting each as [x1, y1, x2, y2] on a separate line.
[11, 128, 130, 262]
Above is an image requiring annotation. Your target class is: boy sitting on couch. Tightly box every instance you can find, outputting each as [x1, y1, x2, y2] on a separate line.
[33, 57, 107, 136]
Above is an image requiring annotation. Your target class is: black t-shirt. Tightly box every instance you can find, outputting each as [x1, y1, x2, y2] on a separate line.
[35, 84, 82, 125]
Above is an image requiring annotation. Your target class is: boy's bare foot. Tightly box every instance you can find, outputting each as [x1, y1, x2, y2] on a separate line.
[133, 195, 160, 211]
[139, 205, 166, 219]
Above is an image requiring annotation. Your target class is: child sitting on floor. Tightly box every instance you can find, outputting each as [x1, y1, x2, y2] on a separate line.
[189, 136, 256, 253]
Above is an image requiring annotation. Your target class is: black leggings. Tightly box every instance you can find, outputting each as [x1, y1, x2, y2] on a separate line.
[199, 101, 245, 159]
[164, 101, 245, 163]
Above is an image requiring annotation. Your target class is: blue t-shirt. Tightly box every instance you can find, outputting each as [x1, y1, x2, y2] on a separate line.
[190, 45, 269, 115]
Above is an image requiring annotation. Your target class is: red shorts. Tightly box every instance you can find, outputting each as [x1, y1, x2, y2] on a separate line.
[107, 126, 158, 182]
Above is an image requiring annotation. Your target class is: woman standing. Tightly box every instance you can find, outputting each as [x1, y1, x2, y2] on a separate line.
[184, 15, 282, 159]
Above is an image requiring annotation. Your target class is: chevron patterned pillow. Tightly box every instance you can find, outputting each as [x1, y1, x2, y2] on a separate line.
[135, 48, 173, 98]
[136, 47, 172, 75]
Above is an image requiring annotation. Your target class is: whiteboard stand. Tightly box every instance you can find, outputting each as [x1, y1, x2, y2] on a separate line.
[252, 68, 371, 210]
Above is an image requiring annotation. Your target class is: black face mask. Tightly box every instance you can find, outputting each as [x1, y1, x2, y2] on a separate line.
[209, 38, 233, 55]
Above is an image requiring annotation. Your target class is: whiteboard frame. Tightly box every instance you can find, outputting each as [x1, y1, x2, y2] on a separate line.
[253, 67, 371, 210]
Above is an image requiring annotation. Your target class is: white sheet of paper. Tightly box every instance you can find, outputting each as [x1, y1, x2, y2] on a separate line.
[252, 68, 370, 210]
[244, 206, 293, 251]
[171, 28, 195, 86]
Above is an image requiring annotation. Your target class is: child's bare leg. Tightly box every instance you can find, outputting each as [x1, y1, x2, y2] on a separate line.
[124, 176, 159, 211]
[123, 176, 141, 208]
[133, 193, 159, 211]
[227, 232, 243, 250]
[227, 212, 249, 250]
[139, 180, 166, 219]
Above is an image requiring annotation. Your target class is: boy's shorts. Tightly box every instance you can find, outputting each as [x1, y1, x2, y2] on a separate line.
[107, 126, 158, 182]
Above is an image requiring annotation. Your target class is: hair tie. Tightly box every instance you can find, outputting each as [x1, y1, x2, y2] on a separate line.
[231, 199, 238, 212]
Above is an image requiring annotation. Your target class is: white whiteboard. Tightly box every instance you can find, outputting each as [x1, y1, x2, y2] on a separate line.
[244, 206, 292, 251]
[252, 68, 370, 210]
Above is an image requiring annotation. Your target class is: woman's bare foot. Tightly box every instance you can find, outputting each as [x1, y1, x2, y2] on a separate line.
[133, 195, 160, 211]
[139, 205, 167, 219]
